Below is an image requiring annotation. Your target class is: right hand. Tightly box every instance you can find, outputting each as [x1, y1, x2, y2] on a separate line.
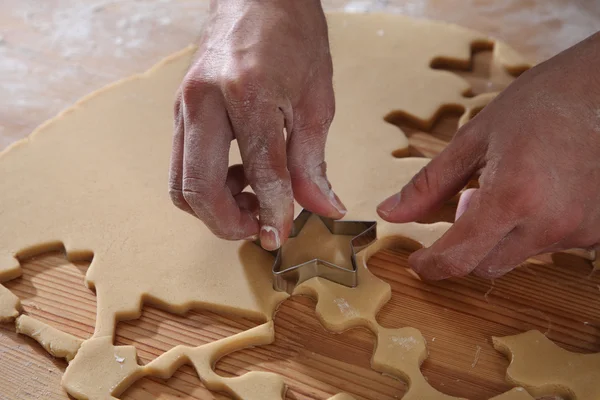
[169, 0, 346, 250]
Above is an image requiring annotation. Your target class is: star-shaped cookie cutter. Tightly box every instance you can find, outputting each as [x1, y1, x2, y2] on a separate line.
[256, 209, 377, 294]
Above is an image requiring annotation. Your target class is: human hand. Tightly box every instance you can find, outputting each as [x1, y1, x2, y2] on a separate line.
[169, 0, 346, 250]
[377, 32, 600, 280]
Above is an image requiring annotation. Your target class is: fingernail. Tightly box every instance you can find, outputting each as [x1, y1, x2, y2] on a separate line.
[260, 225, 280, 251]
[377, 193, 401, 217]
[328, 191, 347, 216]
[408, 248, 425, 274]
[314, 175, 347, 216]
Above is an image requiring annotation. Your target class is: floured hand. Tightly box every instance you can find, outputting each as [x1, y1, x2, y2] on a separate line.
[378, 31, 600, 280]
[169, 0, 346, 250]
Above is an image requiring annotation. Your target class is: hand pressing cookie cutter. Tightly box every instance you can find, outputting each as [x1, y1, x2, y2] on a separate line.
[256, 209, 377, 294]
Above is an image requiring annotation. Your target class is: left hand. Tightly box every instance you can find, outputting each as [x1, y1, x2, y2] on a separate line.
[376, 31, 600, 280]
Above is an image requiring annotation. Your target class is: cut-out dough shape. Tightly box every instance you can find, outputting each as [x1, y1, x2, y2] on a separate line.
[0, 284, 20, 322]
[493, 330, 600, 399]
[15, 315, 83, 362]
[2, 11, 576, 400]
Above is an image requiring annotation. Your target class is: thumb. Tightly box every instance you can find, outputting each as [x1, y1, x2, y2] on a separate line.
[377, 132, 483, 223]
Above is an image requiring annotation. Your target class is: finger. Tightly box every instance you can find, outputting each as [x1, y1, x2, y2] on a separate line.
[226, 164, 248, 196]
[234, 192, 260, 217]
[287, 80, 346, 219]
[455, 188, 478, 221]
[377, 131, 484, 223]
[181, 84, 259, 239]
[169, 92, 194, 215]
[227, 101, 294, 251]
[471, 227, 541, 279]
[226, 164, 259, 217]
[409, 189, 516, 280]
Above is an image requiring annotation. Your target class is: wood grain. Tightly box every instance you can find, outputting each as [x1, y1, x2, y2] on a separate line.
[1, 1, 600, 400]
[2, 248, 599, 400]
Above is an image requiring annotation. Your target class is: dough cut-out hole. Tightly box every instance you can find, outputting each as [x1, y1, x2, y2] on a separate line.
[216, 296, 405, 399]
[391, 145, 427, 158]
[551, 251, 597, 271]
[506, 65, 530, 78]
[0, 323, 69, 391]
[385, 105, 464, 158]
[122, 364, 228, 400]
[430, 40, 528, 98]
[364, 234, 600, 398]
[468, 106, 484, 121]
[369, 244, 600, 398]
[118, 306, 263, 398]
[4, 248, 96, 339]
[116, 306, 259, 365]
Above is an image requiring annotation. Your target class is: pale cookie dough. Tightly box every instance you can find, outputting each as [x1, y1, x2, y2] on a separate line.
[0, 284, 20, 322]
[493, 330, 600, 400]
[63, 322, 283, 400]
[0, 12, 553, 400]
[15, 314, 83, 362]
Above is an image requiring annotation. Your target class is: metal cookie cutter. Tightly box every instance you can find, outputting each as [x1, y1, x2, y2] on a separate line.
[256, 209, 377, 294]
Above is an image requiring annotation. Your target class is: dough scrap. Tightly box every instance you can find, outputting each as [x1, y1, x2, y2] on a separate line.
[63, 322, 283, 399]
[0, 283, 20, 322]
[0, 12, 556, 400]
[493, 330, 600, 399]
[15, 314, 83, 362]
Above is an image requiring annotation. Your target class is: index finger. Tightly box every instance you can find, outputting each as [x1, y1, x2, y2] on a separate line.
[227, 102, 294, 251]
[409, 188, 517, 280]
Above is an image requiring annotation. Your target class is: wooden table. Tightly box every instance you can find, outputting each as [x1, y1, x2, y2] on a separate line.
[1, 1, 599, 399]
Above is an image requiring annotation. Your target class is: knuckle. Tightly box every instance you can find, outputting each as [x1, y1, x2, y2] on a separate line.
[180, 74, 214, 106]
[181, 176, 218, 203]
[222, 65, 262, 104]
[513, 190, 542, 216]
[539, 209, 583, 246]
[168, 188, 186, 209]
[318, 100, 336, 126]
[245, 164, 291, 197]
[244, 158, 287, 181]
[431, 251, 469, 278]
[210, 224, 237, 240]
[494, 177, 544, 218]
[407, 165, 439, 197]
[297, 100, 335, 135]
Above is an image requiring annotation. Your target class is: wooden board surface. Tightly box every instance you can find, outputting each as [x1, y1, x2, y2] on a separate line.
[1, 1, 600, 400]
